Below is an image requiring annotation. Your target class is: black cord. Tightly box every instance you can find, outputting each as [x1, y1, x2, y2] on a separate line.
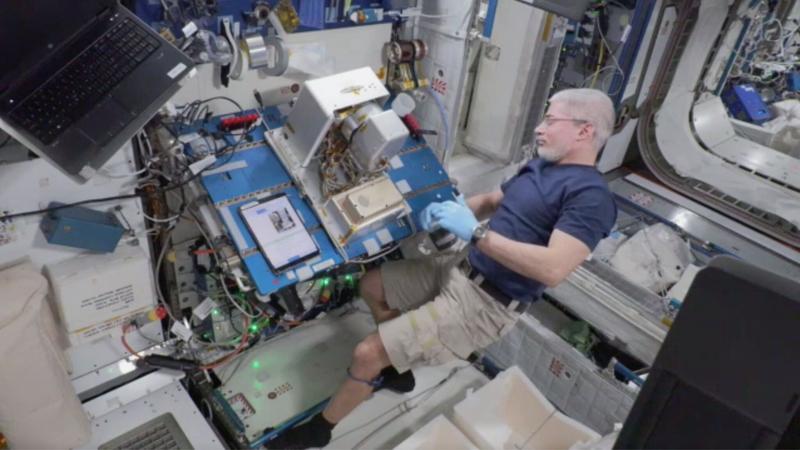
[409, 43, 420, 89]
[1, 192, 142, 221]
[347, 122, 367, 148]
[172, 96, 244, 133]
[159, 124, 250, 194]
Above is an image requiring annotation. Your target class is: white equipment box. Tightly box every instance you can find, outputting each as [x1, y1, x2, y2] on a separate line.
[266, 68, 412, 253]
[394, 415, 478, 450]
[282, 66, 390, 167]
[44, 245, 155, 346]
[453, 366, 599, 449]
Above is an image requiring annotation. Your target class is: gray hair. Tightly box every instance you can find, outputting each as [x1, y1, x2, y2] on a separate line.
[549, 88, 615, 151]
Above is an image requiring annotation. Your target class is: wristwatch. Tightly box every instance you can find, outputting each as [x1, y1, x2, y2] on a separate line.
[470, 223, 489, 245]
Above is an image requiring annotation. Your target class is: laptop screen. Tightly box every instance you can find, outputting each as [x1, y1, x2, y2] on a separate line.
[0, 0, 115, 94]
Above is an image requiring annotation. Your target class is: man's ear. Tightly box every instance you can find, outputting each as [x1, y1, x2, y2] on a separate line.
[578, 122, 594, 142]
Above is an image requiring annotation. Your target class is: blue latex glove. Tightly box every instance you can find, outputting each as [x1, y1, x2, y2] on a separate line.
[419, 202, 445, 231]
[430, 200, 479, 241]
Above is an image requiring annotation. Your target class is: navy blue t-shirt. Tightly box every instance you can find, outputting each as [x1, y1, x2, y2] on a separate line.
[468, 158, 617, 302]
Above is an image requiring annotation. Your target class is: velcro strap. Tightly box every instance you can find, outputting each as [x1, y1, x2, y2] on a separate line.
[347, 367, 383, 388]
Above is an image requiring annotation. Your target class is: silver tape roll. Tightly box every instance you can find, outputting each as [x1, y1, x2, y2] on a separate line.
[244, 33, 271, 69]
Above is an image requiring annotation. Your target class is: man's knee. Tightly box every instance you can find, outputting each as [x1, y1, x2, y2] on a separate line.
[351, 333, 390, 377]
[359, 269, 384, 304]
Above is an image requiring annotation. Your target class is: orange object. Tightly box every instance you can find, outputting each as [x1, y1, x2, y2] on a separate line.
[146, 306, 168, 322]
[154, 306, 168, 320]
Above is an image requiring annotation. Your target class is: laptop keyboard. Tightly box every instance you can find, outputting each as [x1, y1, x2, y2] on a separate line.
[98, 413, 193, 450]
[10, 18, 160, 145]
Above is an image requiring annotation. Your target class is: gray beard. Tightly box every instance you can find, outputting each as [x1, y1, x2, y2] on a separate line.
[537, 147, 565, 162]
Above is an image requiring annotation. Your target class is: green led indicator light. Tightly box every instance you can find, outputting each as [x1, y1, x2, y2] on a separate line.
[345, 274, 353, 283]
[212, 308, 220, 316]
[251, 360, 261, 369]
[249, 324, 259, 333]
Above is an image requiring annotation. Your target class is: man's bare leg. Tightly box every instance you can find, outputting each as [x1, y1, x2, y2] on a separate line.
[264, 333, 392, 449]
[359, 268, 401, 324]
[322, 333, 392, 422]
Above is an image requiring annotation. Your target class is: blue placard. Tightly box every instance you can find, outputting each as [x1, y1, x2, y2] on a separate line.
[134, 0, 395, 35]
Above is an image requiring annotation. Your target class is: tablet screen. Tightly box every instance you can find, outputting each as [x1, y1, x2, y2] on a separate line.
[240, 194, 319, 272]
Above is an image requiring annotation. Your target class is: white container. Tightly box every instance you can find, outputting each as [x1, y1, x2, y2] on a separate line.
[486, 313, 636, 434]
[527, 411, 599, 449]
[44, 246, 155, 346]
[453, 366, 599, 449]
[394, 415, 478, 450]
[350, 109, 409, 171]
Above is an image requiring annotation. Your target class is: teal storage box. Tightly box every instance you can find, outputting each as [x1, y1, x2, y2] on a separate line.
[40, 203, 125, 253]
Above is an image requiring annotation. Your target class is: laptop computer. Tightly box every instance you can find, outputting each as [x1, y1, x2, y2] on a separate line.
[0, 0, 194, 183]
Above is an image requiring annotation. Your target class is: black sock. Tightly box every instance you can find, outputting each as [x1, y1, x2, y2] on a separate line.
[376, 366, 416, 393]
[264, 412, 335, 450]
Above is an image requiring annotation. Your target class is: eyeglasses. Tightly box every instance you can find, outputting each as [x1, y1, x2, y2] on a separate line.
[539, 117, 588, 127]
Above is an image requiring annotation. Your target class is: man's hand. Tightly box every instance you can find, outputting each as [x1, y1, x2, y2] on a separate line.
[419, 203, 442, 231]
[429, 200, 479, 241]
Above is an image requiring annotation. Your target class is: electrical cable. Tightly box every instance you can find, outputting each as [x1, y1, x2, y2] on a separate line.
[590, 37, 606, 88]
[424, 87, 451, 163]
[100, 165, 150, 179]
[159, 122, 252, 194]
[385, 1, 474, 19]
[100, 132, 156, 179]
[142, 211, 182, 223]
[593, 13, 625, 96]
[121, 325, 144, 359]
[201, 399, 214, 421]
[153, 225, 181, 324]
[199, 315, 250, 370]
[350, 242, 399, 264]
[189, 215, 260, 319]
[136, 325, 164, 345]
[0, 193, 142, 221]
[171, 96, 244, 134]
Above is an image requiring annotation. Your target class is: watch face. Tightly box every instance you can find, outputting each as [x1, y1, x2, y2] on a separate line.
[472, 224, 488, 243]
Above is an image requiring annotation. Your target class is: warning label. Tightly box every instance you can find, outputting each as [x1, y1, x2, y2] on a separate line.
[80, 284, 137, 315]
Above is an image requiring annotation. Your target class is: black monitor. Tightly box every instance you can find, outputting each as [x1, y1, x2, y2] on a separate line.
[0, 0, 115, 95]
[615, 256, 800, 448]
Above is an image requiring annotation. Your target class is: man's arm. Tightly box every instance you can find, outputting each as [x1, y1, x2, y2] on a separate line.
[475, 229, 590, 288]
[466, 190, 504, 221]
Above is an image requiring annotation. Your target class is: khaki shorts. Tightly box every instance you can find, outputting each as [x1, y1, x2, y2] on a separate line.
[378, 253, 522, 373]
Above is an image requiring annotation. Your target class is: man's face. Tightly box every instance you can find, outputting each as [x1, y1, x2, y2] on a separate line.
[534, 102, 587, 162]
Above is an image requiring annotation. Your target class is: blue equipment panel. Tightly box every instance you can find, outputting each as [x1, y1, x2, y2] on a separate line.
[216, 187, 343, 294]
[134, 0, 395, 35]
[188, 109, 455, 295]
[40, 203, 125, 253]
[787, 71, 800, 92]
[721, 84, 772, 124]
